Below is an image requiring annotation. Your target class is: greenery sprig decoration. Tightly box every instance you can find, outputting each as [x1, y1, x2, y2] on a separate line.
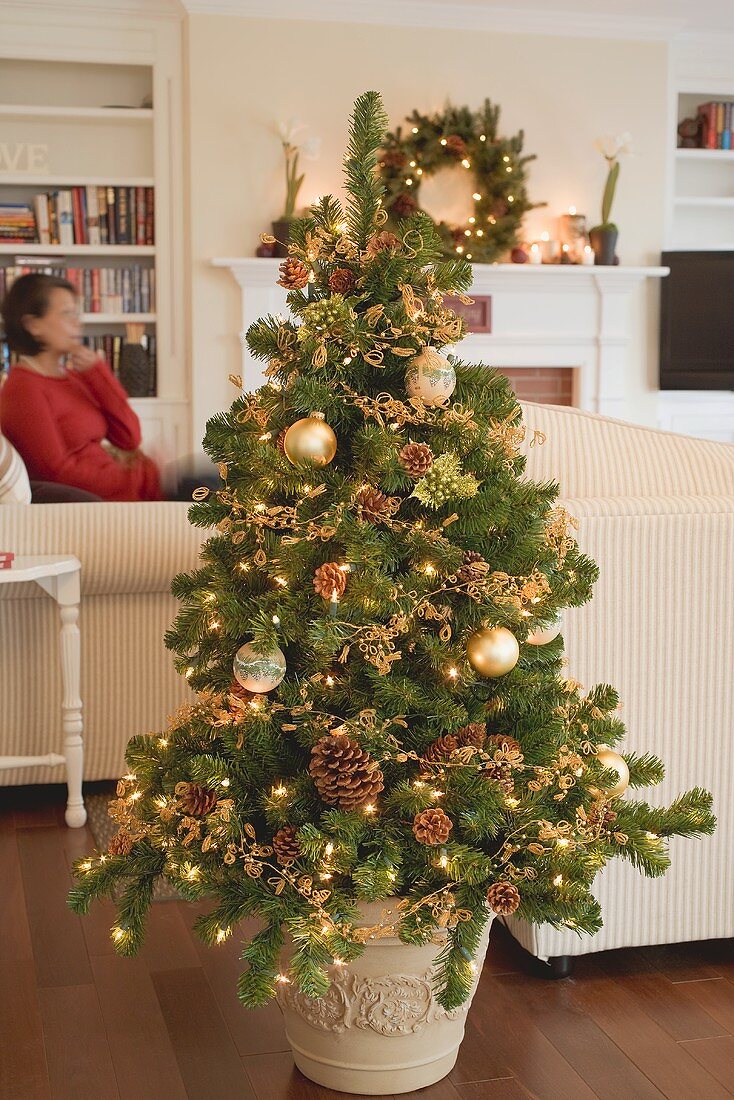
[68, 91, 714, 1016]
[378, 99, 544, 263]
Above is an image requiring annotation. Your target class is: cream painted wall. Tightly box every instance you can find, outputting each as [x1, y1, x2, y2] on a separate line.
[186, 14, 669, 447]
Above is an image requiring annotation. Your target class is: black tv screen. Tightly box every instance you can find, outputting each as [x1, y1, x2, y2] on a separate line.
[660, 251, 734, 390]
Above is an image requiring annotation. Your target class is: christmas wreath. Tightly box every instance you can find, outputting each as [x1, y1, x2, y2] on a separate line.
[378, 100, 542, 264]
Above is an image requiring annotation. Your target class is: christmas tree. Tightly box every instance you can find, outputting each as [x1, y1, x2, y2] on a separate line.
[69, 92, 714, 1012]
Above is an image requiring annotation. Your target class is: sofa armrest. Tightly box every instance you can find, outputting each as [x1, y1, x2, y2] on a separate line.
[0, 501, 206, 595]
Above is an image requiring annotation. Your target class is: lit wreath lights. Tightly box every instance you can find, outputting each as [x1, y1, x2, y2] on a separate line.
[378, 99, 544, 264]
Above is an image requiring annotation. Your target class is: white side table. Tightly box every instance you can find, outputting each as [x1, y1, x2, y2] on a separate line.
[0, 555, 86, 827]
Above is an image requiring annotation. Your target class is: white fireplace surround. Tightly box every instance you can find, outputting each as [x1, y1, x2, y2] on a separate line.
[212, 258, 668, 420]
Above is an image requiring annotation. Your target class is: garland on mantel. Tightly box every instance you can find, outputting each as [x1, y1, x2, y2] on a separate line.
[378, 100, 543, 265]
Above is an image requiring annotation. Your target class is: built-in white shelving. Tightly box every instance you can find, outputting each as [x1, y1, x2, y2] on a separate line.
[0, 30, 188, 457]
[0, 243, 156, 256]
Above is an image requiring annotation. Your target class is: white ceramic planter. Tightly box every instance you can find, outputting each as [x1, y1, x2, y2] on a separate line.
[277, 900, 493, 1095]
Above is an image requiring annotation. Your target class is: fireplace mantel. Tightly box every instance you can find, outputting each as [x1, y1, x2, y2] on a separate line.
[211, 258, 668, 419]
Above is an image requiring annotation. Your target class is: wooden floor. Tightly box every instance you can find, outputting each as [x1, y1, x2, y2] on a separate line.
[2, 783, 734, 1100]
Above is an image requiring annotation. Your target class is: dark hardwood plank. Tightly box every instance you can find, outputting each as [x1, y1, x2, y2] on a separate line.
[400, 1076, 463, 1099]
[16, 826, 92, 987]
[0, 959, 51, 1100]
[179, 906, 289, 1056]
[81, 892, 199, 971]
[11, 783, 66, 829]
[494, 971, 665, 1099]
[241, 1050, 395, 1100]
[642, 942, 724, 984]
[92, 954, 188, 1100]
[0, 816, 34, 964]
[152, 966, 257, 1100]
[450, 1010, 515, 1084]
[680, 1036, 734, 1094]
[680, 977, 734, 1036]
[594, 948, 727, 1042]
[38, 983, 119, 1100]
[567, 965, 733, 1100]
[484, 921, 536, 977]
[454, 1081, 535, 1099]
[451, 975, 598, 1099]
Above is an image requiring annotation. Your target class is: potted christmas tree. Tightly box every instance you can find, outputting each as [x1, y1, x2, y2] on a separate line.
[69, 93, 714, 1095]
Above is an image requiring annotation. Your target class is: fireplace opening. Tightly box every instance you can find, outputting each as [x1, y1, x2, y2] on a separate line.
[498, 367, 575, 407]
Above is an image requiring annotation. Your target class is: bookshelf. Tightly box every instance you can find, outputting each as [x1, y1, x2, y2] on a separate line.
[0, 17, 188, 459]
[659, 43, 734, 442]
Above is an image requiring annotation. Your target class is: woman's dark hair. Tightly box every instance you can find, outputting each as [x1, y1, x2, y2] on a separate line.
[0, 273, 77, 356]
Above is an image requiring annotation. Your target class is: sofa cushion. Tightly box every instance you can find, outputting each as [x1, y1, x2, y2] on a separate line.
[520, 402, 734, 499]
[0, 432, 31, 504]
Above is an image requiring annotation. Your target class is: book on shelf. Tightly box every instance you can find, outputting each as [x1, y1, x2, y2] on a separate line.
[0, 331, 157, 396]
[0, 187, 155, 247]
[0, 260, 155, 315]
[0, 202, 36, 244]
[697, 101, 734, 150]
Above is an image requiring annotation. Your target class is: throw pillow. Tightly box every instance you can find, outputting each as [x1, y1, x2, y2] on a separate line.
[0, 432, 32, 504]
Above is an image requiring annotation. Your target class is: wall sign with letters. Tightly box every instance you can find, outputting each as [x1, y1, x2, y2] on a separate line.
[0, 143, 50, 173]
[444, 294, 492, 334]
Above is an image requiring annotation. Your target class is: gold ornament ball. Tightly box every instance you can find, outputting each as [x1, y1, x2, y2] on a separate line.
[590, 746, 630, 799]
[526, 616, 563, 646]
[467, 626, 520, 678]
[283, 411, 337, 467]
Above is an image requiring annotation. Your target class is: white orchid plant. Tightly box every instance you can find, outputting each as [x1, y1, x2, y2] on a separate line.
[277, 120, 321, 221]
[592, 132, 633, 231]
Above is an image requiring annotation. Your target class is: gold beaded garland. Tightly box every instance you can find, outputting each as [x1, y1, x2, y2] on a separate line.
[283, 411, 337, 467]
[466, 626, 519, 677]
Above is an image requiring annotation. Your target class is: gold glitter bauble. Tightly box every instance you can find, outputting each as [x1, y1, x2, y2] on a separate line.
[283, 412, 337, 467]
[526, 617, 562, 646]
[589, 746, 630, 799]
[466, 626, 519, 678]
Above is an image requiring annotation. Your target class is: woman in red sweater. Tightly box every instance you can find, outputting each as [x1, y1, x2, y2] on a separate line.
[0, 273, 161, 501]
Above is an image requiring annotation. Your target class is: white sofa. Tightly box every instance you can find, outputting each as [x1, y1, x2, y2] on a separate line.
[1, 403, 732, 961]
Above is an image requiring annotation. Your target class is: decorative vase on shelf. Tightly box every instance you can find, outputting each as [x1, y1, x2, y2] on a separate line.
[589, 225, 618, 266]
[118, 323, 153, 397]
[277, 899, 494, 1095]
[272, 218, 293, 258]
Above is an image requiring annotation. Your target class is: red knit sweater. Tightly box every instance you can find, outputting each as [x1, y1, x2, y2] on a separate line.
[0, 361, 161, 501]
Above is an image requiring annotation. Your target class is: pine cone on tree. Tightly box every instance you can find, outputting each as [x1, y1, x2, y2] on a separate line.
[310, 733, 384, 810]
[228, 679, 260, 709]
[486, 881, 521, 916]
[457, 722, 487, 750]
[487, 733, 521, 755]
[484, 761, 515, 794]
[366, 231, 401, 257]
[413, 807, 453, 845]
[422, 734, 459, 762]
[398, 442, 433, 479]
[328, 268, 357, 295]
[587, 803, 617, 830]
[444, 134, 468, 159]
[277, 257, 310, 290]
[178, 782, 218, 817]
[272, 825, 301, 865]
[108, 829, 134, 857]
[356, 485, 396, 523]
[391, 192, 418, 219]
[457, 551, 487, 583]
[313, 561, 348, 600]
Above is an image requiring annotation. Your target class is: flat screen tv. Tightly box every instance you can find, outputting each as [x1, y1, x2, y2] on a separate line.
[660, 251, 734, 390]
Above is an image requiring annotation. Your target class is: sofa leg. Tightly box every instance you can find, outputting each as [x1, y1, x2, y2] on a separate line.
[544, 954, 575, 979]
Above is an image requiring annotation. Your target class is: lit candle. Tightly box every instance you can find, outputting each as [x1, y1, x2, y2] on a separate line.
[539, 232, 561, 264]
[529, 243, 542, 264]
[581, 244, 595, 265]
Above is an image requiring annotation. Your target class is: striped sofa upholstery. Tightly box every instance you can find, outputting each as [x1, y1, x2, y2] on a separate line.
[0, 403, 732, 958]
[511, 403, 734, 957]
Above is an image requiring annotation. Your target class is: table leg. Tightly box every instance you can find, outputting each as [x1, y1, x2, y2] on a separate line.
[48, 571, 86, 828]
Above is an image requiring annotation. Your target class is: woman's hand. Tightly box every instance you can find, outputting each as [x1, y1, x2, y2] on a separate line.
[68, 346, 103, 373]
